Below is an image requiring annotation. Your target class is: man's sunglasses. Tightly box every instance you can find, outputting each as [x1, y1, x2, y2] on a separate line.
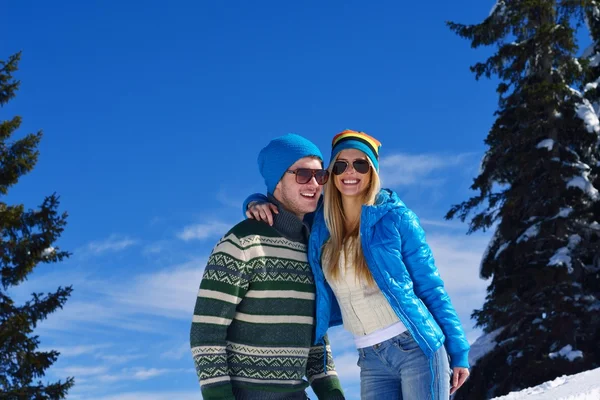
[286, 168, 330, 185]
[332, 159, 371, 175]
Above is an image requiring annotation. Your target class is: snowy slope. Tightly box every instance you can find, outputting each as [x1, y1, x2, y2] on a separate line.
[490, 367, 600, 399]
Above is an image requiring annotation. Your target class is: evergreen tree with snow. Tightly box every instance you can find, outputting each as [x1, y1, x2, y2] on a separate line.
[447, 1, 600, 398]
[583, 2, 600, 115]
[0, 52, 74, 399]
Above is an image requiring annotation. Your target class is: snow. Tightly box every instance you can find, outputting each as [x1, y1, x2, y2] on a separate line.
[555, 208, 573, 218]
[491, 367, 600, 399]
[489, 1, 506, 17]
[569, 234, 581, 246]
[549, 345, 583, 362]
[583, 75, 600, 93]
[569, 86, 583, 97]
[548, 235, 581, 273]
[42, 247, 55, 257]
[517, 223, 540, 243]
[566, 173, 600, 200]
[468, 328, 503, 366]
[536, 139, 554, 151]
[494, 242, 509, 259]
[584, 81, 598, 92]
[575, 99, 600, 133]
[481, 229, 500, 269]
[549, 250, 573, 269]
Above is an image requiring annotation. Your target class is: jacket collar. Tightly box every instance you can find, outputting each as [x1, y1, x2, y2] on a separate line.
[360, 189, 405, 228]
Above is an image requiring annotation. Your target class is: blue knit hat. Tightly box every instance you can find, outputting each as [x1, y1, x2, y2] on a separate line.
[330, 129, 381, 171]
[258, 134, 323, 194]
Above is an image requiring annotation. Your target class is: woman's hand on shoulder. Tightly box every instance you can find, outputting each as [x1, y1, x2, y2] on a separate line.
[246, 201, 279, 226]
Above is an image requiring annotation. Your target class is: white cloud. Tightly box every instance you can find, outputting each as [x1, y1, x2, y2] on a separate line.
[52, 365, 109, 377]
[216, 187, 247, 209]
[110, 258, 205, 319]
[39, 299, 167, 334]
[98, 354, 146, 364]
[379, 152, 472, 187]
[47, 344, 111, 357]
[131, 367, 173, 380]
[96, 368, 191, 383]
[177, 221, 231, 241]
[37, 258, 206, 335]
[419, 218, 464, 229]
[44, 344, 145, 364]
[324, 327, 362, 400]
[427, 233, 490, 293]
[427, 232, 490, 333]
[331, 351, 360, 383]
[65, 384, 104, 399]
[142, 242, 165, 255]
[82, 235, 137, 255]
[54, 364, 191, 384]
[80, 392, 200, 400]
[161, 342, 190, 360]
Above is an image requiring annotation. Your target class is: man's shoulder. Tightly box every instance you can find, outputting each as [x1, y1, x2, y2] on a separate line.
[224, 220, 306, 252]
[226, 219, 281, 240]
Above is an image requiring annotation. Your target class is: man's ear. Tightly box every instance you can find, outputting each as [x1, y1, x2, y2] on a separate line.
[273, 181, 282, 202]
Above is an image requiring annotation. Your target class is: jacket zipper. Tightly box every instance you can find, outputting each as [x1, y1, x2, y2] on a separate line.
[360, 218, 434, 356]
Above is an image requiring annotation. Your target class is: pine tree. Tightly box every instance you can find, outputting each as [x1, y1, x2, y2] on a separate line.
[583, 2, 600, 114]
[447, 1, 600, 398]
[0, 52, 74, 399]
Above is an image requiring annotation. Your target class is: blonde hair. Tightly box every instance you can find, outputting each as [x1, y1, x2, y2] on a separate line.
[322, 155, 381, 286]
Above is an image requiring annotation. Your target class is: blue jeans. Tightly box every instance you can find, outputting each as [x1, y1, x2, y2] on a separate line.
[357, 331, 451, 400]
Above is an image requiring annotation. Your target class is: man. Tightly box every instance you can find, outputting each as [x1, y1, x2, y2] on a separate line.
[190, 134, 345, 400]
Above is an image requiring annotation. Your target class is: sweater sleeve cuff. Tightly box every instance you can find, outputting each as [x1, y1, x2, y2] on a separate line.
[311, 376, 345, 399]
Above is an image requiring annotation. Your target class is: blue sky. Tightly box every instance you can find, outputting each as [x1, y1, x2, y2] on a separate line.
[0, 1, 560, 399]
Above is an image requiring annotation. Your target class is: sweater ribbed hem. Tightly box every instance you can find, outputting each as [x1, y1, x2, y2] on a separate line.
[231, 387, 307, 399]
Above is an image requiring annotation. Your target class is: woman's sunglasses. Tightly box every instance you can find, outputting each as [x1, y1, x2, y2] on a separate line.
[332, 159, 371, 175]
[286, 168, 330, 185]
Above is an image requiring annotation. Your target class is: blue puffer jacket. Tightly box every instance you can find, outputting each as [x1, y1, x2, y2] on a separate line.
[309, 189, 470, 368]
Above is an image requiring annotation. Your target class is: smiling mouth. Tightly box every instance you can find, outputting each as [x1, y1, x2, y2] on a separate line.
[341, 179, 360, 185]
[300, 192, 316, 198]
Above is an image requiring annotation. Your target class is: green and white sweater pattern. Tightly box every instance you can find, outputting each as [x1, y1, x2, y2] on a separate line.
[190, 218, 343, 400]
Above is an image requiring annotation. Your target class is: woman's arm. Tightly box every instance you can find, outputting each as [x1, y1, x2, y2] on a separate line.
[241, 193, 279, 225]
[394, 209, 471, 369]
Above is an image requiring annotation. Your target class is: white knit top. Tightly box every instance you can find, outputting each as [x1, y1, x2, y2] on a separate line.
[323, 238, 407, 348]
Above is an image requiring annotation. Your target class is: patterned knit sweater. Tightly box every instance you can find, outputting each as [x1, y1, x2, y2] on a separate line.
[190, 209, 344, 400]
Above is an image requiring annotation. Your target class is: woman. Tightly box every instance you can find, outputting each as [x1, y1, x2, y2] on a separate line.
[246, 130, 470, 399]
